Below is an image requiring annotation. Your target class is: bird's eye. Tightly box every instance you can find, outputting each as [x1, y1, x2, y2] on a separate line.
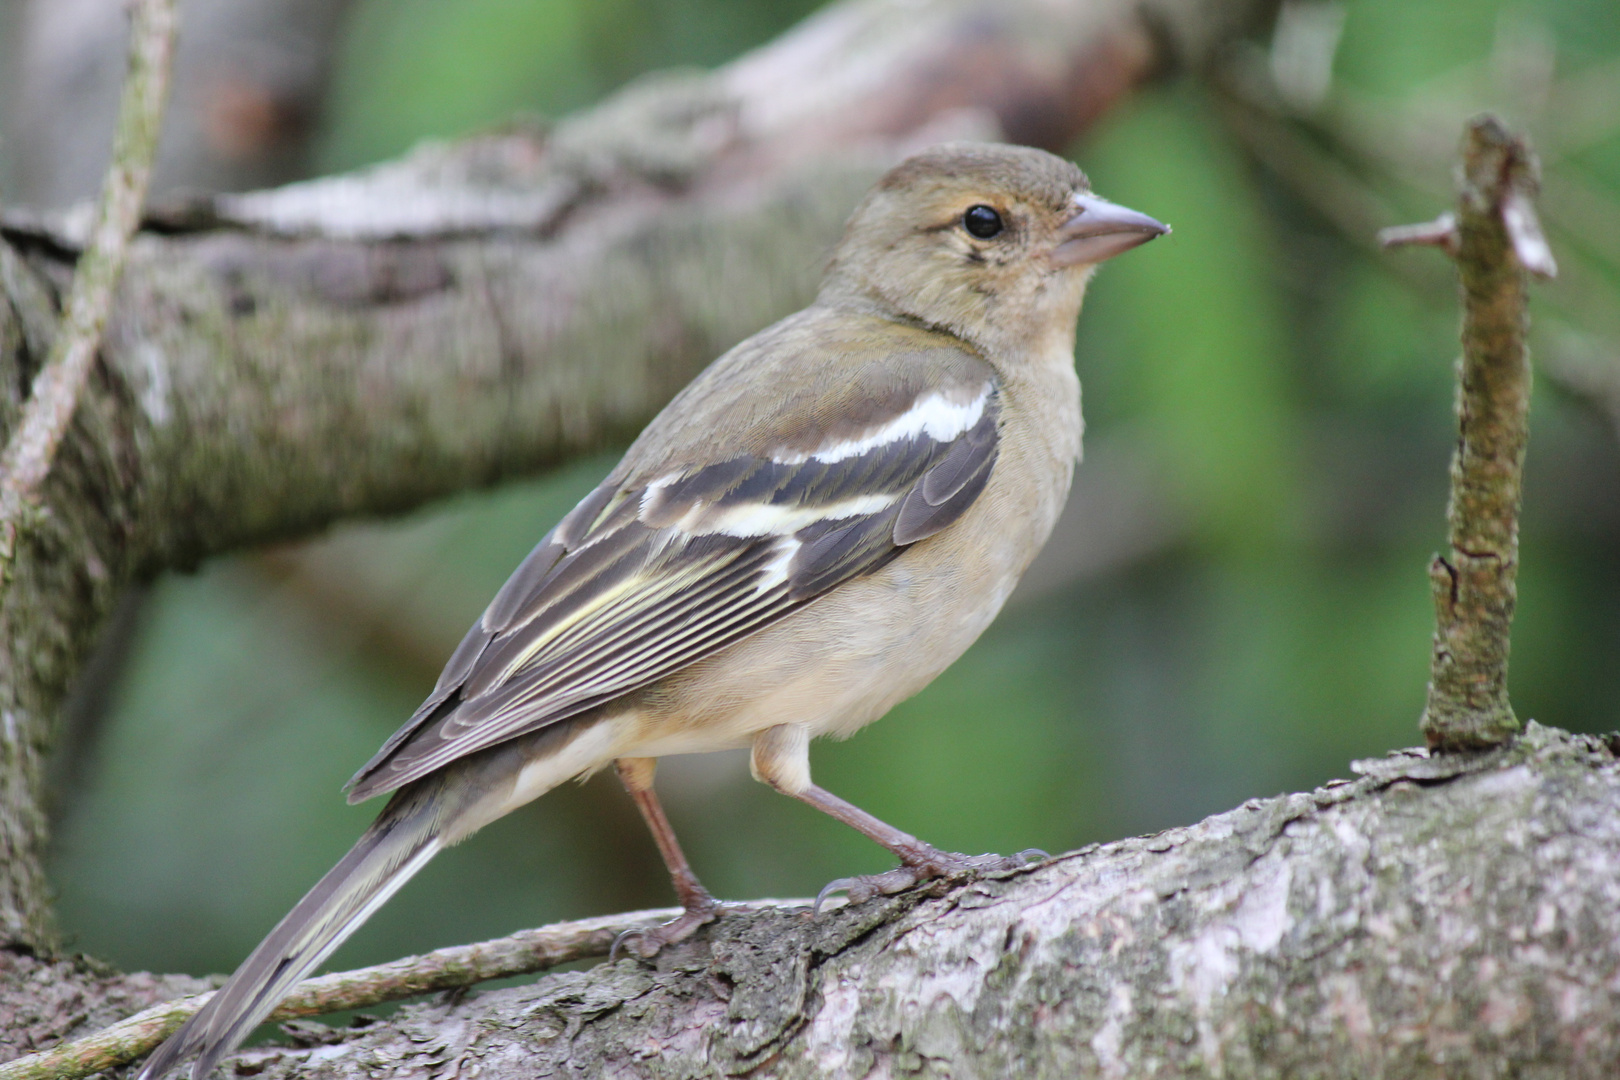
[962, 205, 1003, 239]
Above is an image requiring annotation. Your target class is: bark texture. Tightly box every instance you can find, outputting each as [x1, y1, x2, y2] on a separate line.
[1417, 118, 1550, 751]
[0, 0, 1278, 955]
[0, 0, 178, 958]
[0, 907, 704, 1080]
[216, 724, 1620, 1078]
[14, 724, 1620, 1078]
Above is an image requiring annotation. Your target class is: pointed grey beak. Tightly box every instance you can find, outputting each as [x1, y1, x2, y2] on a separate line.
[1051, 193, 1169, 267]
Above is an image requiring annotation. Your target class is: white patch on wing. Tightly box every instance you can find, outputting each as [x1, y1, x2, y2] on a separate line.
[638, 478, 899, 537]
[684, 493, 897, 537]
[776, 384, 990, 465]
[755, 536, 801, 594]
[639, 473, 682, 519]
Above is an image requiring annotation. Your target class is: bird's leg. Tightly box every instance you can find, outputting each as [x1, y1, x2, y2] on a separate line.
[612, 757, 722, 958]
[789, 783, 1045, 909]
[750, 726, 1045, 911]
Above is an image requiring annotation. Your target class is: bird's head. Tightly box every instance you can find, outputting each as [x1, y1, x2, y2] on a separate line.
[820, 142, 1168, 362]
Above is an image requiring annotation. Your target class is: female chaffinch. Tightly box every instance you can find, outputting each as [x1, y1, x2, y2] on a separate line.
[139, 141, 1165, 1080]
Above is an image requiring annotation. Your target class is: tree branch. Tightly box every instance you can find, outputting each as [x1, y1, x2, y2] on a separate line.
[1382, 116, 1553, 751]
[16, 725, 1620, 1078]
[0, 0, 177, 953]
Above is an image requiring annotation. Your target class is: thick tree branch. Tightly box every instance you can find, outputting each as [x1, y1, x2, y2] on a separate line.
[0, 905, 775, 1080]
[0, 0, 1279, 954]
[14, 724, 1620, 1078]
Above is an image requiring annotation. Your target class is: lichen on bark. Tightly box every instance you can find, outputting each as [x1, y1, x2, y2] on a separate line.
[1410, 117, 1553, 751]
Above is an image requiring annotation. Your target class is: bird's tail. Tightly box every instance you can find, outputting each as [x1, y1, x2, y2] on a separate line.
[137, 777, 458, 1080]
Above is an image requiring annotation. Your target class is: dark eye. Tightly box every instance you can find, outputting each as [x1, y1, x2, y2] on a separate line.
[962, 204, 1003, 239]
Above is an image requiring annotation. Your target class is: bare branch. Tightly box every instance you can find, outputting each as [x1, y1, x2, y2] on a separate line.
[1377, 212, 1459, 254]
[14, 725, 1620, 1078]
[1384, 115, 1546, 750]
[0, 0, 179, 589]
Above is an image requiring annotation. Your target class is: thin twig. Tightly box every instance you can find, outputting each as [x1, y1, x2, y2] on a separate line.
[1386, 115, 1550, 751]
[1378, 213, 1459, 255]
[0, 903, 819, 1080]
[0, 0, 178, 587]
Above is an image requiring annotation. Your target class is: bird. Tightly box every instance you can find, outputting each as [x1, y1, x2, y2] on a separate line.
[135, 141, 1167, 1080]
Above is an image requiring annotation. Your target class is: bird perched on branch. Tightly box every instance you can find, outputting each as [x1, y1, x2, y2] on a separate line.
[137, 141, 1166, 1080]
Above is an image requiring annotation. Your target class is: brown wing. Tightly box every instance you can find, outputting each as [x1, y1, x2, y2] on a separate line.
[346, 374, 1000, 802]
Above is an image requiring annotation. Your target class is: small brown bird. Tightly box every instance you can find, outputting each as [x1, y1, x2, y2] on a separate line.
[137, 142, 1166, 1080]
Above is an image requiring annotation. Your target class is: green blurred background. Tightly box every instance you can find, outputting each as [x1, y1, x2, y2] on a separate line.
[15, 0, 1620, 984]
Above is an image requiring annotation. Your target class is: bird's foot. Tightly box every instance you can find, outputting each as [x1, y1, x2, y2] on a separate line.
[611, 893, 726, 960]
[814, 847, 1047, 913]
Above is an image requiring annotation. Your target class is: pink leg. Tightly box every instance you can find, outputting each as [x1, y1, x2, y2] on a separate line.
[613, 758, 721, 957]
[786, 784, 1046, 910]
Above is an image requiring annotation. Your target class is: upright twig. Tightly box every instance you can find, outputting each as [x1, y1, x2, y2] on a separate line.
[0, 0, 179, 587]
[1381, 116, 1555, 751]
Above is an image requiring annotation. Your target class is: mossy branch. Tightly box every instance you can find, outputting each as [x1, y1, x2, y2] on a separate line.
[1381, 115, 1555, 752]
[0, 0, 178, 590]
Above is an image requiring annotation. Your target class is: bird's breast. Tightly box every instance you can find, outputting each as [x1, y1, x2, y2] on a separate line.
[622, 358, 1082, 753]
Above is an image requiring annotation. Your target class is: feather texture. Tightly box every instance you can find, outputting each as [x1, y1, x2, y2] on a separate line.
[347, 320, 1001, 802]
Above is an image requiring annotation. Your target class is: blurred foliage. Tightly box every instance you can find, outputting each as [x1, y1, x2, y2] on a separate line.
[34, 0, 1620, 989]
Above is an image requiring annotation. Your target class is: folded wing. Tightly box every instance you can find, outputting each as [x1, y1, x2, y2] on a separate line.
[346, 377, 1000, 801]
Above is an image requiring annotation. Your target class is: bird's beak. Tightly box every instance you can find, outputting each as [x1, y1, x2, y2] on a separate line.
[1051, 193, 1169, 267]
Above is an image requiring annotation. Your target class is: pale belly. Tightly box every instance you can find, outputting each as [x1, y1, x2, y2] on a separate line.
[615, 396, 1077, 760]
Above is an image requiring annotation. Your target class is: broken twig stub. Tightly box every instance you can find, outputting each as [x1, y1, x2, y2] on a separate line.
[1385, 115, 1552, 751]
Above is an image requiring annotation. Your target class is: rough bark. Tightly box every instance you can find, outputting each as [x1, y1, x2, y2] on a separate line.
[9, 723, 1619, 1078]
[1382, 118, 1554, 753]
[0, 907, 694, 1080]
[0, 0, 179, 587]
[0, 0, 179, 954]
[0, 0, 1278, 955]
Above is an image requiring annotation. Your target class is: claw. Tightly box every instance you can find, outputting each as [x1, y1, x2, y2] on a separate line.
[611, 901, 724, 961]
[815, 864, 925, 913]
[609, 926, 646, 962]
[814, 877, 857, 915]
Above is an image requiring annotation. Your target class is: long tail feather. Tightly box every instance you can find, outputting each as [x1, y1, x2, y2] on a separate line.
[137, 782, 452, 1080]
